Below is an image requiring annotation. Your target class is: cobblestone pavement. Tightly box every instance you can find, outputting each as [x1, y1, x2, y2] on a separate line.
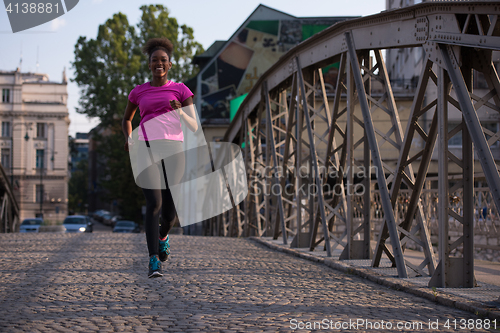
[0, 234, 494, 332]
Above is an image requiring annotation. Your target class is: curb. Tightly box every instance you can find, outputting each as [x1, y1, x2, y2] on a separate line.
[249, 237, 500, 321]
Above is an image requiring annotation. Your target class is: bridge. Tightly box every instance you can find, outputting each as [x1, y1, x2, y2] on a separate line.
[0, 233, 498, 331]
[207, 1, 500, 289]
[0, 163, 19, 233]
[2, 2, 500, 331]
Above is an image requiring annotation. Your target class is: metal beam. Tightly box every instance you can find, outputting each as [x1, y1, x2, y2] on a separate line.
[264, 81, 288, 244]
[345, 31, 407, 277]
[296, 57, 332, 257]
[440, 44, 500, 221]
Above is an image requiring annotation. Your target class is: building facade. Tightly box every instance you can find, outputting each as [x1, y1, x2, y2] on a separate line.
[185, 4, 357, 143]
[0, 68, 70, 223]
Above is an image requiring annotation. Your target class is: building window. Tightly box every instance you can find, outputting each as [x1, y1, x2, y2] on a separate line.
[36, 123, 46, 139]
[474, 70, 489, 90]
[483, 122, 499, 147]
[1, 122, 10, 137]
[448, 123, 462, 147]
[414, 47, 423, 64]
[449, 122, 499, 147]
[35, 184, 44, 203]
[2, 89, 10, 103]
[1, 148, 10, 170]
[36, 149, 45, 169]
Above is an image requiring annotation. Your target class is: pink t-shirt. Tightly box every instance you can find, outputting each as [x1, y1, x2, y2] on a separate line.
[128, 81, 194, 141]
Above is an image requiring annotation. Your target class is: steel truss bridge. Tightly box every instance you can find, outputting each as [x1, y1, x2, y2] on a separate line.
[210, 1, 500, 288]
[0, 164, 19, 233]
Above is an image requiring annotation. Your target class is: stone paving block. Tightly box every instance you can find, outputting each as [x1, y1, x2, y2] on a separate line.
[0, 233, 495, 332]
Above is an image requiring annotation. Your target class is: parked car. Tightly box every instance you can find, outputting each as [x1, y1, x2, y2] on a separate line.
[107, 215, 122, 227]
[101, 213, 111, 225]
[113, 220, 141, 233]
[63, 215, 93, 233]
[93, 210, 110, 222]
[19, 218, 44, 233]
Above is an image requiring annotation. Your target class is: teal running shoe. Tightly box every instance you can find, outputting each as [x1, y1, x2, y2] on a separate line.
[148, 255, 163, 278]
[159, 235, 170, 262]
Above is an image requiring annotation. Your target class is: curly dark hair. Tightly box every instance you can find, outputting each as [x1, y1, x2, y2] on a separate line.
[142, 38, 174, 62]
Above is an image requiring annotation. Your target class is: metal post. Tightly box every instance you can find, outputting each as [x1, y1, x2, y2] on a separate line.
[363, 51, 372, 259]
[346, 55, 354, 258]
[295, 76, 304, 246]
[345, 31, 407, 277]
[462, 62, 475, 288]
[437, 66, 449, 288]
[40, 152, 43, 218]
[243, 117, 250, 237]
[264, 81, 288, 244]
[363, 133, 371, 258]
[10, 122, 31, 192]
[10, 135, 13, 189]
[462, 118, 474, 287]
[440, 44, 500, 219]
[372, 58, 438, 275]
[296, 56, 332, 257]
[312, 53, 348, 253]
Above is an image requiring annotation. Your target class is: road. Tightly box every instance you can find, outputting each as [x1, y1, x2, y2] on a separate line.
[91, 218, 114, 233]
[0, 233, 493, 332]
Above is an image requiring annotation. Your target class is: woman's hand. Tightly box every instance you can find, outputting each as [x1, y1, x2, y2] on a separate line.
[179, 97, 198, 132]
[123, 100, 138, 152]
[124, 136, 134, 152]
[170, 99, 182, 111]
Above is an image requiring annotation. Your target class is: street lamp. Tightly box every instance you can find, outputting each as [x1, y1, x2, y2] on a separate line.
[39, 147, 55, 218]
[10, 122, 32, 188]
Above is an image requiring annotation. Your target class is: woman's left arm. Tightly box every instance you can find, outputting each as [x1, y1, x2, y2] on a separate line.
[170, 96, 198, 132]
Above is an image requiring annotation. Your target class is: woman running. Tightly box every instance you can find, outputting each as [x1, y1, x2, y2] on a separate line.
[122, 37, 198, 278]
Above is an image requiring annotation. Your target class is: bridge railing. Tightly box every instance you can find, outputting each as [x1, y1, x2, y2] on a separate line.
[213, 1, 500, 286]
[349, 186, 500, 237]
[0, 163, 20, 233]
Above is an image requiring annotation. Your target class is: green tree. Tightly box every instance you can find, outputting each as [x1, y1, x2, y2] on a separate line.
[92, 130, 146, 221]
[138, 5, 204, 82]
[71, 5, 204, 221]
[68, 159, 88, 213]
[72, 5, 204, 126]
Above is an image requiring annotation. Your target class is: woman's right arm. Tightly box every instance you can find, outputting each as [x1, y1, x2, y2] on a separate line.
[122, 100, 139, 152]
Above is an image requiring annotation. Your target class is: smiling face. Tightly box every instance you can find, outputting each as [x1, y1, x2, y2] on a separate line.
[148, 49, 172, 79]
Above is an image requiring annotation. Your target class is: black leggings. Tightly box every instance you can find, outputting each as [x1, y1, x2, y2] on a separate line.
[138, 140, 185, 257]
[142, 177, 177, 257]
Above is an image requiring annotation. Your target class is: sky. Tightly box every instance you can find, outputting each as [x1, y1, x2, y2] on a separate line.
[0, 0, 385, 137]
